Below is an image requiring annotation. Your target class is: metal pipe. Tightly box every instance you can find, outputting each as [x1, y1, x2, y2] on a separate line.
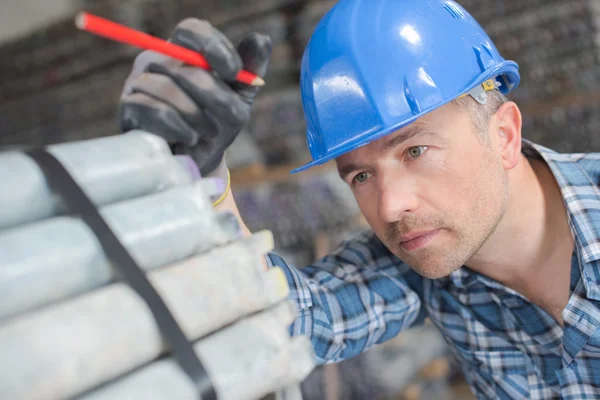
[0, 231, 288, 400]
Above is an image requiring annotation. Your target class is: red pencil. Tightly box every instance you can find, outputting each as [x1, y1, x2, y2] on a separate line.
[75, 12, 265, 87]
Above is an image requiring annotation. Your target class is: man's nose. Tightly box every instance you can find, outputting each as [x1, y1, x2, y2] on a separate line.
[377, 173, 420, 224]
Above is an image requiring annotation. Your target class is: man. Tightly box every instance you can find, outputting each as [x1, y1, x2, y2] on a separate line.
[118, 0, 600, 398]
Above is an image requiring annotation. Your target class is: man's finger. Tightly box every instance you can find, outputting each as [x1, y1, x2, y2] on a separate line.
[233, 32, 272, 102]
[236, 32, 272, 77]
[118, 94, 200, 147]
[121, 50, 171, 98]
[130, 71, 199, 115]
[170, 18, 242, 82]
[145, 62, 250, 124]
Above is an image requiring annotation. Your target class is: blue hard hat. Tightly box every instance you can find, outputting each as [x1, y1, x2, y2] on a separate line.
[291, 0, 520, 173]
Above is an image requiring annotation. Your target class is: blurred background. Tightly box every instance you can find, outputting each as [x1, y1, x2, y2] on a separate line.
[1, 0, 599, 399]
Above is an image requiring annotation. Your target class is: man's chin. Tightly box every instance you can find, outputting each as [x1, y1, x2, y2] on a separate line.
[411, 265, 459, 279]
[391, 252, 463, 279]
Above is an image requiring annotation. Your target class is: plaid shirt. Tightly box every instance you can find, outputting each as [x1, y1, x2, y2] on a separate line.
[267, 140, 600, 399]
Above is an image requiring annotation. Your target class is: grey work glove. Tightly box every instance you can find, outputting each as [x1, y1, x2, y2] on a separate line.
[118, 18, 272, 183]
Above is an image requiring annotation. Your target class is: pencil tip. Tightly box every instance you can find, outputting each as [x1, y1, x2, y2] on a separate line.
[75, 12, 86, 29]
[251, 76, 265, 87]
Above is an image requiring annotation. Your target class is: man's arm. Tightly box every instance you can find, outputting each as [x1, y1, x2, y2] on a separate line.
[214, 170, 426, 363]
[266, 231, 426, 364]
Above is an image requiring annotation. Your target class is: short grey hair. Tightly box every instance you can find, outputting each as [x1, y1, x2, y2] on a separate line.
[450, 90, 508, 144]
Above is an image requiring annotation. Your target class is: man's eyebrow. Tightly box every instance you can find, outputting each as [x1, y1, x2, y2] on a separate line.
[381, 126, 437, 154]
[337, 126, 437, 180]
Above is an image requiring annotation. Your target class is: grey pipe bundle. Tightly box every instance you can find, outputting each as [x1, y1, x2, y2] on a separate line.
[0, 131, 316, 400]
[0, 180, 239, 320]
[0, 231, 292, 399]
[0, 130, 191, 230]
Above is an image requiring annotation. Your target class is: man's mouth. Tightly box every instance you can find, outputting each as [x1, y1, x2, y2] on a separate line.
[399, 229, 441, 251]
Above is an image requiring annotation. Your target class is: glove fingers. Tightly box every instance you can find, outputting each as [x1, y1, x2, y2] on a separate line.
[146, 62, 250, 124]
[130, 72, 198, 115]
[170, 18, 242, 82]
[128, 71, 222, 138]
[121, 50, 171, 98]
[236, 32, 272, 77]
[118, 93, 200, 146]
[233, 32, 272, 102]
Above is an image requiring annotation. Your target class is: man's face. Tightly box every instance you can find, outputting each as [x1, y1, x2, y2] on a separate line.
[336, 103, 509, 278]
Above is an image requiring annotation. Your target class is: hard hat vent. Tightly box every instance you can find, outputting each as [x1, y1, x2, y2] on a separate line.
[444, 2, 465, 19]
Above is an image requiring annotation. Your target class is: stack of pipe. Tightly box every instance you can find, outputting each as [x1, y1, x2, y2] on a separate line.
[0, 130, 315, 400]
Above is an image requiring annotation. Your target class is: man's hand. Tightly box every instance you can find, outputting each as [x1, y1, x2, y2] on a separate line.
[118, 18, 272, 178]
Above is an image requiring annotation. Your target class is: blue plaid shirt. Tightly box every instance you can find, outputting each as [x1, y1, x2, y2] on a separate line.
[267, 140, 600, 399]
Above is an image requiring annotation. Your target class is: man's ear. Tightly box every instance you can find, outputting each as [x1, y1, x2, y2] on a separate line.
[491, 101, 522, 170]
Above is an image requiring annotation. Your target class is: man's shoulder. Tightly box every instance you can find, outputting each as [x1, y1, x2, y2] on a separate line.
[571, 152, 600, 187]
[555, 151, 600, 188]
[524, 139, 600, 188]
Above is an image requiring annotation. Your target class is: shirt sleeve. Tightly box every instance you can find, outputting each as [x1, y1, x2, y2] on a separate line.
[266, 230, 426, 365]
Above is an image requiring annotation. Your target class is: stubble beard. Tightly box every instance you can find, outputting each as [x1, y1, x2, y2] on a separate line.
[383, 162, 509, 279]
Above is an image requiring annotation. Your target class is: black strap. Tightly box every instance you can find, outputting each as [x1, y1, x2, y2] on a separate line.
[26, 148, 217, 400]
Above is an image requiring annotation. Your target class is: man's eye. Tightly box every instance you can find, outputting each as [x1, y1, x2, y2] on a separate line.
[407, 146, 428, 158]
[353, 172, 370, 184]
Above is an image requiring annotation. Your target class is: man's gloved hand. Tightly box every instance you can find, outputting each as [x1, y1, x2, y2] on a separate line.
[118, 18, 272, 204]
